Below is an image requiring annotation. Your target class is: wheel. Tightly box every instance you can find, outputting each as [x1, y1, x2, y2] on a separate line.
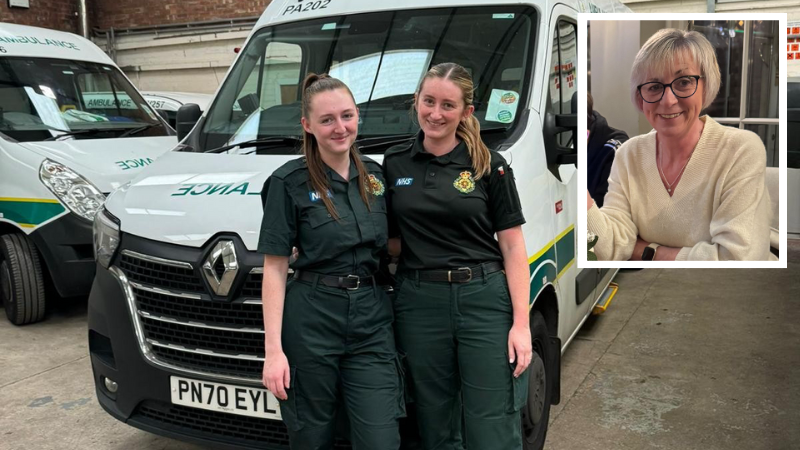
[0, 233, 46, 325]
[521, 310, 554, 450]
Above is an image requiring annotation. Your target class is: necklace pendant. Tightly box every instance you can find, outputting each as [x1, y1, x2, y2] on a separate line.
[668, 188, 672, 193]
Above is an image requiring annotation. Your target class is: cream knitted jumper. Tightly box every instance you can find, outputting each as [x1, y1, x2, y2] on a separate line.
[587, 116, 772, 261]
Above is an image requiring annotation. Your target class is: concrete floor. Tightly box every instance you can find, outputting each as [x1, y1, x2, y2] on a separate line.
[1, 243, 798, 450]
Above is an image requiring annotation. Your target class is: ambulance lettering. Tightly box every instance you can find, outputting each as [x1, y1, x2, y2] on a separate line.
[116, 158, 154, 170]
[85, 95, 136, 109]
[282, 0, 331, 16]
[171, 182, 261, 196]
[0, 35, 79, 50]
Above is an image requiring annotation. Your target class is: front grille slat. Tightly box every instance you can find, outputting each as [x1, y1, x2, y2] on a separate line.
[120, 253, 206, 293]
[151, 346, 263, 379]
[135, 288, 264, 329]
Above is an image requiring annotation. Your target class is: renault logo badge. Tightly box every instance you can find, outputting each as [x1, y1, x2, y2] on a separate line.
[203, 240, 238, 296]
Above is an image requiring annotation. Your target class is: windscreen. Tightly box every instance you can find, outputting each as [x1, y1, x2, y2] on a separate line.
[0, 57, 170, 142]
[197, 6, 537, 154]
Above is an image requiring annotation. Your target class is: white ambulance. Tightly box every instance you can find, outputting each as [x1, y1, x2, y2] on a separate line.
[88, 0, 628, 448]
[0, 23, 176, 325]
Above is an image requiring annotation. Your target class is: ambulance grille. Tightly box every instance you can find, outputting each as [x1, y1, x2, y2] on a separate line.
[134, 401, 353, 449]
[120, 250, 266, 382]
[132, 288, 265, 380]
[120, 253, 206, 293]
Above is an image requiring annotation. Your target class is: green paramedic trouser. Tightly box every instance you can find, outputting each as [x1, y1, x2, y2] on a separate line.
[394, 269, 529, 450]
[279, 277, 405, 450]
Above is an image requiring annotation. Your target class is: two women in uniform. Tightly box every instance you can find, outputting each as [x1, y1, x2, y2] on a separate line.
[259, 63, 531, 449]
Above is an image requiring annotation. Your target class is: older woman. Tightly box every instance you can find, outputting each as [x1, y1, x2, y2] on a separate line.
[586, 28, 773, 261]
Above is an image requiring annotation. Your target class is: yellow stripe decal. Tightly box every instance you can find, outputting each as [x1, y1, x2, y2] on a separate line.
[0, 197, 61, 204]
[528, 224, 575, 265]
[556, 258, 575, 280]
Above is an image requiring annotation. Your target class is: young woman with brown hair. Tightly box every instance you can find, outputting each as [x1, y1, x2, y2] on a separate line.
[258, 73, 403, 449]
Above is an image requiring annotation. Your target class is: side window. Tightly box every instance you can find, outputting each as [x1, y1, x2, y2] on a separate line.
[237, 42, 302, 115]
[201, 40, 302, 149]
[548, 19, 577, 146]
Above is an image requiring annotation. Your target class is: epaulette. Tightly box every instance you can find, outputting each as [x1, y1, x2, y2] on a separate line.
[383, 140, 415, 158]
[270, 157, 308, 180]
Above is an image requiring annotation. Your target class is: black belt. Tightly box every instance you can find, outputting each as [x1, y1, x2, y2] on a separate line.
[411, 261, 504, 283]
[293, 270, 375, 290]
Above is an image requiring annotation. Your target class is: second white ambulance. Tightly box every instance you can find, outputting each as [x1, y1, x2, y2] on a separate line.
[0, 23, 176, 325]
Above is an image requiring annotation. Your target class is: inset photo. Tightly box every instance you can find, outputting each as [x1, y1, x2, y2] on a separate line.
[578, 14, 787, 268]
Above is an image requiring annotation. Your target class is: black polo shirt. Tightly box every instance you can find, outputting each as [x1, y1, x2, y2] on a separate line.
[257, 155, 388, 277]
[383, 132, 525, 270]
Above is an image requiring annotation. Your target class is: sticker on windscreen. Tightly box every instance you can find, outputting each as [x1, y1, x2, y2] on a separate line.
[281, 0, 331, 16]
[485, 89, 519, 124]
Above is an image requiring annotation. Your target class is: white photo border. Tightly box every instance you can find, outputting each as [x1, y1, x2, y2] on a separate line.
[576, 12, 787, 269]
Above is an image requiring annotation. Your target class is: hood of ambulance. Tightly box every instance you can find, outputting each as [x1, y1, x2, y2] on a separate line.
[18, 136, 177, 193]
[104, 151, 322, 250]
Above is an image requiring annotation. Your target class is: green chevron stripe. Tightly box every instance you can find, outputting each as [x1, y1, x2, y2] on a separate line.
[528, 226, 575, 302]
[0, 199, 66, 227]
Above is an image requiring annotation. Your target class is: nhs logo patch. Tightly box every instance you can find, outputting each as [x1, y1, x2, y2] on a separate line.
[395, 177, 414, 187]
[309, 190, 332, 202]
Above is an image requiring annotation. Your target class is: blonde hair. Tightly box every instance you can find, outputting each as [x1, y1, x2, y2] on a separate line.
[300, 73, 372, 220]
[415, 62, 491, 179]
[630, 29, 721, 112]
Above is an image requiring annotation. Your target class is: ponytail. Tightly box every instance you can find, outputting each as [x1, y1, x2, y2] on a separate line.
[300, 73, 373, 220]
[456, 115, 491, 179]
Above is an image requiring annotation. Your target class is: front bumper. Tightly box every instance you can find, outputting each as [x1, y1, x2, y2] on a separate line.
[87, 263, 295, 450]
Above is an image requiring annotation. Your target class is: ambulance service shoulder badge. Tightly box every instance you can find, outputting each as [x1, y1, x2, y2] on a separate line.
[367, 174, 385, 196]
[453, 171, 476, 194]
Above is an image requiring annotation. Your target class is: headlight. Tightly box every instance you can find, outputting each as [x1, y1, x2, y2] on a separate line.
[39, 159, 106, 221]
[93, 208, 120, 269]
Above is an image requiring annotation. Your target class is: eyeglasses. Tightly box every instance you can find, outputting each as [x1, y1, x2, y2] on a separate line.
[637, 75, 703, 103]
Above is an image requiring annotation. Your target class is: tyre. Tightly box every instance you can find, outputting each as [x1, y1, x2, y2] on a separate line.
[0, 233, 46, 325]
[522, 310, 554, 450]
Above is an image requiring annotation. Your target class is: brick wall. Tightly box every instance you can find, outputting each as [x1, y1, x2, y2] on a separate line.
[93, 0, 272, 30]
[0, 1, 79, 33]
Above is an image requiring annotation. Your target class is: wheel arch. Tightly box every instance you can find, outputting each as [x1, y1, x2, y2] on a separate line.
[530, 283, 561, 406]
[531, 283, 559, 338]
[0, 221, 26, 236]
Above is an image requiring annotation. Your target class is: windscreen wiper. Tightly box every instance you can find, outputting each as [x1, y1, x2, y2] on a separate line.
[204, 136, 303, 154]
[117, 123, 161, 138]
[42, 128, 108, 141]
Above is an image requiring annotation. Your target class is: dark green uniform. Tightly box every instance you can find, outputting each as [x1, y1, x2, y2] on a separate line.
[384, 132, 528, 450]
[258, 155, 404, 450]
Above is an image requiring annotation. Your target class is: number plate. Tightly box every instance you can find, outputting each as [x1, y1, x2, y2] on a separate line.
[170, 376, 282, 420]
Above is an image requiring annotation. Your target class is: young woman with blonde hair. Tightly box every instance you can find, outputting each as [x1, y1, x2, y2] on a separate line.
[384, 62, 532, 449]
